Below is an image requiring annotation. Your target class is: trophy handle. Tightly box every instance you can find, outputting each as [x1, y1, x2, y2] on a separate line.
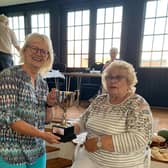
[74, 90, 80, 105]
[56, 90, 80, 125]
[62, 111, 67, 126]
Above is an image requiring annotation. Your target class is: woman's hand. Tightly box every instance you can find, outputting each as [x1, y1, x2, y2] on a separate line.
[84, 135, 114, 153]
[40, 131, 61, 144]
[11, 120, 61, 144]
[84, 137, 98, 152]
[101, 135, 114, 152]
[73, 123, 80, 134]
[47, 88, 57, 107]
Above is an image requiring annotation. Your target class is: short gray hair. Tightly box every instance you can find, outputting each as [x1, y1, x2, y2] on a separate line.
[102, 60, 138, 93]
[0, 14, 8, 23]
[20, 33, 54, 76]
[110, 47, 118, 54]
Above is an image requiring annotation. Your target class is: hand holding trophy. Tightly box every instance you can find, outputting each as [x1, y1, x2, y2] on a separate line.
[52, 90, 79, 142]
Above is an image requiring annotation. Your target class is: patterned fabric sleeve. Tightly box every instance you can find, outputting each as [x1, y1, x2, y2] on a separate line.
[0, 70, 21, 126]
[79, 102, 94, 132]
[79, 95, 107, 134]
[112, 97, 153, 153]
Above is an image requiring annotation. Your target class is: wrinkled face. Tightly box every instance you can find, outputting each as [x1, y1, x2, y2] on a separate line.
[24, 39, 49, 69]
[105, 68, 129, 97]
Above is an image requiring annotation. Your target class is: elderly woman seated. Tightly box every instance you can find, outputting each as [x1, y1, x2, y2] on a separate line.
[72, 60, 153, 168]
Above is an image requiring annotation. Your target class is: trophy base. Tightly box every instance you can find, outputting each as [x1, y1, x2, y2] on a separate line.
[52, 124, 76, 142]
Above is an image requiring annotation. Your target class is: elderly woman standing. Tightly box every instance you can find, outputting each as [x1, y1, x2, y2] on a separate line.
[0, 33, 60, 168]
[72, 60, 153, 168]
[0, 14, 20, 71]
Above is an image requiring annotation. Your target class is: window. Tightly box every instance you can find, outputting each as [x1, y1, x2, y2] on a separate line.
[141, 0, 168, 67]
[67, 10, 90, 68]
[31, 12, 50, 37]
[95, 6, 123, 63]
[9, 15, 25, 65]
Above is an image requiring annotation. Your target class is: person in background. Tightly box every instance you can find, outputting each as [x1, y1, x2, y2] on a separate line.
[0, 14, 20, 71]
[103, 47, 118, 70]
[72, 60, 153, 168]
[0, 33, 60, 168]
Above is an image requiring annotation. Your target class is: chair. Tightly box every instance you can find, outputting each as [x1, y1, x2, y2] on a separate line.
[47, 63, 66, 91]
[80, 62, 103, 100]
[90, 62, 104, 72]
[53, 63, 66, 72]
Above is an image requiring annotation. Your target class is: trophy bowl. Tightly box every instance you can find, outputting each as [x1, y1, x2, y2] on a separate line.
[52, 90, 79, 142]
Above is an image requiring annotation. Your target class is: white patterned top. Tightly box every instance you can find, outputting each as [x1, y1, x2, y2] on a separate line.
[79, 93, 153, 168]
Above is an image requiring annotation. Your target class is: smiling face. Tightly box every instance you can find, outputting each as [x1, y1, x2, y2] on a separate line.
[105, 68, 129, 98]
[24, 39, 49, 71]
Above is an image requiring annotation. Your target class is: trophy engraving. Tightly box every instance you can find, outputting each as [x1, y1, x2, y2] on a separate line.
[52, 90, 79, 142]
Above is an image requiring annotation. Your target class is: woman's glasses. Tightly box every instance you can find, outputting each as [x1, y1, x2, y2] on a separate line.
[105, 75, 126, 82]
[27, 45, 49, 58]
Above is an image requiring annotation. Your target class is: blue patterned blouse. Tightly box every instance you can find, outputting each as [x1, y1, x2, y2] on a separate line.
[0, 65, 48, 165]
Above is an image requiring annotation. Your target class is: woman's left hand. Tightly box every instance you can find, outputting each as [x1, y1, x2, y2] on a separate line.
[47, 88, 57, 107]
[101, 135, 114, 152]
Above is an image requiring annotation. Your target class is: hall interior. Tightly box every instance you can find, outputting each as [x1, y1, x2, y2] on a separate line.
[1, 0, 168, 168]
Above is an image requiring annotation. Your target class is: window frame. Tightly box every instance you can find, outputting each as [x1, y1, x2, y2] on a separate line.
[140, 0, 168, 68]
[95, 6, 123, 64]
[30, 10, 51, 37]
[64, 2, 123, 69]
[66, 9, 90, 68]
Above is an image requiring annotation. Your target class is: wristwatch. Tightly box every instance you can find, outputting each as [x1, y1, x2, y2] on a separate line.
[45, 102, 53, 108]
[96, 136, 102, 149]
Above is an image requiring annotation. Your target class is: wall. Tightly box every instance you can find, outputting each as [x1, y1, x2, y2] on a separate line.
[0, 0, 168, 107]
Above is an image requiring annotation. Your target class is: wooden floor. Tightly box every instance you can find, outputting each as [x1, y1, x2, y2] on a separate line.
[151, 107, 168, 131]
[47, 158, 72, 168]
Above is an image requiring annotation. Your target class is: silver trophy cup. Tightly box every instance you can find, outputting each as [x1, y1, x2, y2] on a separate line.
[52, 90, 79, 142]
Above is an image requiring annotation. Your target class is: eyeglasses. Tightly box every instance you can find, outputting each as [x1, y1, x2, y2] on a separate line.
[105, 75, 126, 82]
[27, 45, 49, 58]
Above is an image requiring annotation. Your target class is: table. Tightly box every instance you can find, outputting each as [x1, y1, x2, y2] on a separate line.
[64, 72, 102, 91]
[151, 160, 167, 168]
[44, 69, 65, 89]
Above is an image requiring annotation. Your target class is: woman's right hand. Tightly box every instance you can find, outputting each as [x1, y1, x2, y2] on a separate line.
[40, 131, 61, 144]
[84, 137, 98, 152]
[73, 123, 80, 134]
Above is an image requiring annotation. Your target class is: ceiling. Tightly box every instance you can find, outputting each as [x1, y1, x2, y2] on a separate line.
[0, 0, 46, 7]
